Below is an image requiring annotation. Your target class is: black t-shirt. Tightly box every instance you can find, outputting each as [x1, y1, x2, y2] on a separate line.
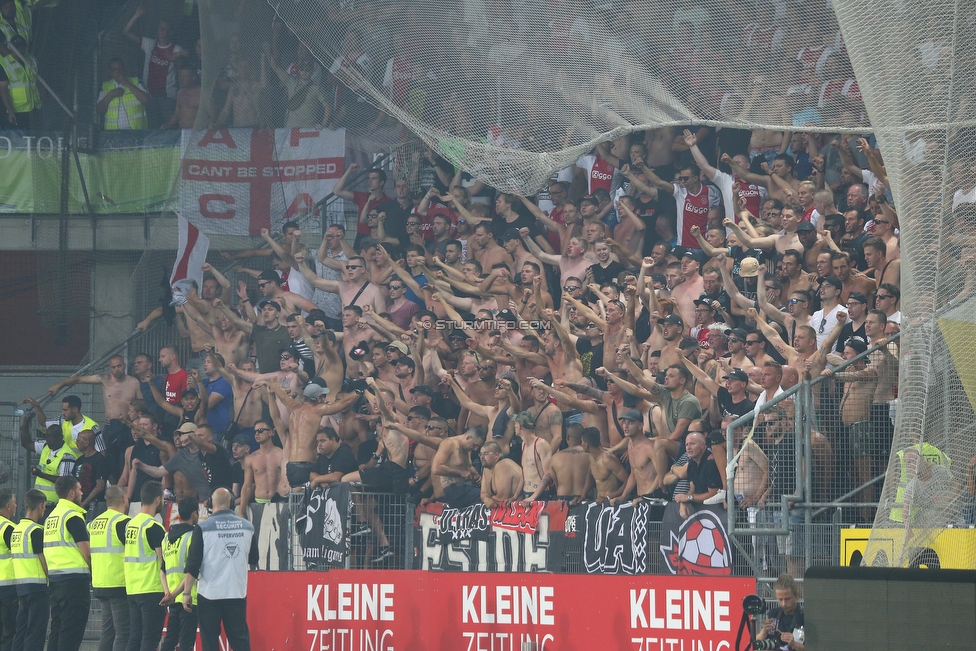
[204, 446, 234, 491]
[146, 521, 166, 552]
[575, 337, 606, 389]
[73, 453, 110, 500]
[314, 444, 359, 477]
[717, 387, 756, 421]
[357, 438, 379, 466]
[687, 454, 722, 495]
[231, 460, 244, 487]
[766, 606, 804, 645]
[492, 212, 542, 243]
[835, 320, 866, 353]
[375, 198, 412, 245]
[589, 261, 625, 286]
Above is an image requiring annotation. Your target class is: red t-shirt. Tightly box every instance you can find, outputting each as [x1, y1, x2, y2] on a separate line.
[735, 178, 765, 218]
[147, 42, 178, 98]
[353, 191, 391, 236]
[164, 369, 189, 405]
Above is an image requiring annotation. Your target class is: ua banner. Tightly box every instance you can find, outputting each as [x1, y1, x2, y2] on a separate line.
[296, 483, 350, 569]
[179, 127, 345, 235]
[577, 500, 651, 575]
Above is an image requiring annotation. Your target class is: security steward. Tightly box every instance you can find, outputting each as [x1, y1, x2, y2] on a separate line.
[89, 486, 130, 651]
[44, 476, 92, 651]
[11, 489, 48, 651]
[0, 488, 18, 650]
[160, 498, 199, 651]
[18, 409, 75, 506]
[183, 487, 257, 651]
[124, 481, 169, 651]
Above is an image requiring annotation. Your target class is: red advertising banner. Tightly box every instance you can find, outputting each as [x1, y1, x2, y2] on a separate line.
[247, 570, 756, 650]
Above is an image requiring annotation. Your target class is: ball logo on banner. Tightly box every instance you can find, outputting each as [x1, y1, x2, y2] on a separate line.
[660, 509, 732, 576]
[322, 497, 343, 545]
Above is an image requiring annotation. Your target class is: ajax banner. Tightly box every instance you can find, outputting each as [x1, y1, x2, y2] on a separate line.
[179, 127, 345, 235]
[247, 569, 756, 651]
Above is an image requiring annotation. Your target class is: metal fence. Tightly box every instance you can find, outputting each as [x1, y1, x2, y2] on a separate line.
[726, 332, 901, 591]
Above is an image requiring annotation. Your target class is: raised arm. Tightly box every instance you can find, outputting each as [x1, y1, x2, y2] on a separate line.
[747, 307, 794, 358]
[680, 356, 720, 395]
[519, 228, 562, 266]
[215, 298, 254, 335]
[122, 5, 146, 45]
[636, 164, 674, 193]
[446, 375, 493, 418]
[604, 237, 642, 268]
[682, 130, 719, 179]
[724, 218, 775, 251]
[331, 162, 360, 202]
[724, 154, 770, 189]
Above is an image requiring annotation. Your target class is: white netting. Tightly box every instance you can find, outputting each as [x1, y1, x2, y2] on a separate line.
[268, 0, 869, 192]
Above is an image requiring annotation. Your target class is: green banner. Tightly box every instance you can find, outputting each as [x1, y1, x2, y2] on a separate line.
[0, 130, 181, 214]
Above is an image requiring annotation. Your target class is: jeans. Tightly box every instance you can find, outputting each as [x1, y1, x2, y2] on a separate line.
[127, 593, 166, 651]
[13, 590, 48, 651]
[98, 595, 131, 651]
[0, 594, 17, 651]
[160, 603, 198, 651]
[197, 597, 249, 651]
[48, 578, 91, 651]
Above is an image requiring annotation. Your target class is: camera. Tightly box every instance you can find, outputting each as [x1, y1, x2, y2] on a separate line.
[752, 640, 780, 650]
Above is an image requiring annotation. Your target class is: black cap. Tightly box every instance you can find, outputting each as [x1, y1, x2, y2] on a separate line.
[848, 291, 868, 304]
[651, 273, 667, 285]
[822, 275, 843, 291]
[579, 194, 599, 206]
[724, 327, 748, 340]
[306, 308, 327, 324]
[726, 368, 748, 382]
[796, 221, 816, 233]
[659, 314, 685, 328]
[232, 434, 251, 447]
[681, 249, 703, 264]
[693, 298, 716, 309]
[410, 385, 434, 396]
[845, 336, 868, 354]
[620, 409, 643, 422]
[395, 356, 415, 368]
[501, 228, 522, 242]
[258, 270, 280, 283]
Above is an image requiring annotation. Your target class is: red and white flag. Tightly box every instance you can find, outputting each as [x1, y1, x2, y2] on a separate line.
[170, 214, 210, 290]
[179, 128, 346, 236]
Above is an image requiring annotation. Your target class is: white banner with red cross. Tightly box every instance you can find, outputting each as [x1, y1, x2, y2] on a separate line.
[179, 128, 345, 235]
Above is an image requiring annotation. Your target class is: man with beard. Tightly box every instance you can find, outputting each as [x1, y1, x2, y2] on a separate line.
[479, 442, 523, 508]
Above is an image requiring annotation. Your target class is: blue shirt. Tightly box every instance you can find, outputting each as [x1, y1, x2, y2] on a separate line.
[140, 375, 166, 419]
[203, 376, 233, 435]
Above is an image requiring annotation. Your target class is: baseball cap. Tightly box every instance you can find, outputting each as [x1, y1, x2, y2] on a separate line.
[681, 249, 703, 265]
[501, 228, 522, 242]
[619, 409, 643, 422]
[845, 336, 868, 354]
[739, 257, 759, 278]
[410, 385, 434, 396]
[395, 356, 415, 369]
[822, 275, 843, 291]
[258, 270, 280, 283]
[651, 273, 667, 285]
[796, 221, 816, 233]
[726, 368, 748, 382]
[175, 422, 198, 434]
[512, 411, 537, 428]
[256, 298, 281, 312]
[303, 377, 330, 400]
[306, 309, 327, 325]
[693, 299, 716, 309]
[659, 314, 685, 328]
[724, 327, 749, 340]
[232, 434, 252, 447]
[386, 341, 409, 354]
[848, 291, 869, 304]
[579, 194, 599, 207]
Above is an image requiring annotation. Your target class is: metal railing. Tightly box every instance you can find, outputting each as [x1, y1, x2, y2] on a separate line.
[726, 332, 901, 587]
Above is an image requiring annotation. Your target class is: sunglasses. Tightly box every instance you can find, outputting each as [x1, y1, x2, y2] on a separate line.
[258, 282, 270, 288]
[875, 294, 891, 300]
[563, 286, 581, 291]
[873, 219, 889, 225]
[727, 337, 740, 343]
[425, 424, 443, 431]
[478, 365, 495, 371]
[389, 285, 403, 290]
[677, 175, 694, 181]
[788, 298, 807, 305]
[345, 265, 364, 270]
[280, 355, 293, 360]
[406, 222, 421, 227]
[254, 427, 272, 434]
[745, 340, 761, 345]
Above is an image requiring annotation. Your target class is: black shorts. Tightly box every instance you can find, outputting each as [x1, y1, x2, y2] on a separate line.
[359, 463, 410, 493]
[286, 461, 315, 487]
[442, 483, 482, 509]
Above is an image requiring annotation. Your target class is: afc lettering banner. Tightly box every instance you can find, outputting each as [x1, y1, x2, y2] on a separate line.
[247, 569, 756, 651]
[416, 501, 567, 572]
[179, 127, 345, 235]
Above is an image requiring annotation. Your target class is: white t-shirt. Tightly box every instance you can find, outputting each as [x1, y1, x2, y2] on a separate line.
[952, 187, 976, 212]
[887, 310, 901, 324]
[706, 168, 737, 226]
[811, 304, 845, 349]
[280, 266, 314, 302]
[754, 386, 784, 422]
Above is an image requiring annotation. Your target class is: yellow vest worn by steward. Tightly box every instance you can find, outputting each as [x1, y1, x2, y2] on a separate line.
[34, 444, 71, 503]
[102, 77, 148, 130]
[43, 498, 90, 579]
[89, 510, 127, 590]
[61, 415, 98, 457]
[163, 528, 197, 605]
[10, 519, 45, 587]
[0, 515, 15, 591]
[0, 53, 40, 113]
[124, 512, 163, 595]
[891, 443, 951, 523]
[0, 0, 32, 45]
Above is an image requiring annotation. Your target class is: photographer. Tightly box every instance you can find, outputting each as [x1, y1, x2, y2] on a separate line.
[757, 574, 804, 650]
